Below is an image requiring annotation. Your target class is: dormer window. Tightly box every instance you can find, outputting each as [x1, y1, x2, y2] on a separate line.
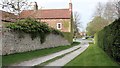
[57, 23, 62, 29]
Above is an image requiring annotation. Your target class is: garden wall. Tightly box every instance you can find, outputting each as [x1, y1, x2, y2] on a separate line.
[1, 29, 70, 55]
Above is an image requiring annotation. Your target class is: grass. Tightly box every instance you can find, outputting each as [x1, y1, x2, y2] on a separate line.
[65, 43, 119, 66]
[87, 38, 93, 41]
[2, 42, 80, 66]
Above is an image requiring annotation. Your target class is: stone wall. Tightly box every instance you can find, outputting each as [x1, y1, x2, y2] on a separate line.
[2, 29, 70, 55]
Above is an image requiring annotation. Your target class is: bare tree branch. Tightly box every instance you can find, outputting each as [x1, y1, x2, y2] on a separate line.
[0, 0, 29, 15]
[73, 12, 82, 32]
[93, 2, 104, 17]
[73, 12, 83, 38]
[108, 0, 120, 18]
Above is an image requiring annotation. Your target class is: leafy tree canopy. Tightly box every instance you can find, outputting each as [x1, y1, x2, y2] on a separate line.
[86, 16, 109, 36]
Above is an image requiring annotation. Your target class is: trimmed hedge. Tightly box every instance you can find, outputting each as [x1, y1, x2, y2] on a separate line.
[63, 32, 73, 44]
[94, 18, 120, 62]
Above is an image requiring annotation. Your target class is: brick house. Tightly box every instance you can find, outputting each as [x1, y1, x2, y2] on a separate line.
[19, 2, 73, 32]
[0, 10, 17, 23]
[0, 10, 17, 29]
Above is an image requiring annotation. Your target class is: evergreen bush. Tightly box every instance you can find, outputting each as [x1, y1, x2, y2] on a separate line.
[94, 18, 120, 62]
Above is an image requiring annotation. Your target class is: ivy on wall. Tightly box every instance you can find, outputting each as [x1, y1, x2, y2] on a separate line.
[6, 18, 64, 44]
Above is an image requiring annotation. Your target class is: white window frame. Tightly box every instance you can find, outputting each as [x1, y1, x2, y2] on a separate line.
[57, 23, 62, 29]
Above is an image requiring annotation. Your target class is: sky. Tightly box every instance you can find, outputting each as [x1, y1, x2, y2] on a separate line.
[0, 0, 109, 31]
[28, 0, 108, 31]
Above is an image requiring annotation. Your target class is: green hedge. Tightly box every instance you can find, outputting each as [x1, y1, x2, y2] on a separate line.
[63, 32, 73, 44]
[94, 18, 120, 62]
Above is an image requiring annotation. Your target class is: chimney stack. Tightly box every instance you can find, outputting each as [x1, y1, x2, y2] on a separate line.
[69, 0, 72, 13]
[33, 2, 38, 10]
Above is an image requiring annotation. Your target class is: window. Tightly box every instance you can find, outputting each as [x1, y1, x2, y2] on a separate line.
[57, 23, 62, 29]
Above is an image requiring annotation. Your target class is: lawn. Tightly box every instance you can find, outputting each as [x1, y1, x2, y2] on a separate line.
[65, 43, 119, 66]
[2, 42, 80, 66]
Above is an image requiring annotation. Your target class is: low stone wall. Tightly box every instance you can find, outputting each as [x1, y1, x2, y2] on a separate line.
[2, 29, 70, 55]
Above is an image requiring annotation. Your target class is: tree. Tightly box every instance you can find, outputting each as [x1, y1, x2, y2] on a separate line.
[73, 12, 82, 38]
[90, 1, 120, 36]
[112, 0, 120, 18]
[102, 0, 120, 21]
[93, 2, 104, 17]
[0, 0, 35, 20]
[93, 1, 119, 23]
[1, 0, 28, 14]
[0, 0, 39, 21]
[86, 16, 109, 36]
[103, 2, 117, 22]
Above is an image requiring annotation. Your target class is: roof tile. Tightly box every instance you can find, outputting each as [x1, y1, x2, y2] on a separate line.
[19, 9, 71, 19]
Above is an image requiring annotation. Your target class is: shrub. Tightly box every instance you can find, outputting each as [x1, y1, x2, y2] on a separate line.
[6, 18, 63, 44]
[62, 32, 73, 43]
[50, 28, 64, 37]
[94, 18, 120, 62]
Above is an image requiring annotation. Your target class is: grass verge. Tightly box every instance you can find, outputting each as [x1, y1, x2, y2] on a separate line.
[2, 42, 80, 66]
[64, 43, 119, 66]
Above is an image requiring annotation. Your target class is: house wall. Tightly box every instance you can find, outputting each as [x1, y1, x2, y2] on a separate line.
[40, 19, 71, 32]
[1, 11, 17, 22]
[1, 29, 70, 55]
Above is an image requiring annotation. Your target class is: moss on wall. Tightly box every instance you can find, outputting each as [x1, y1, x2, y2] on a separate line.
[63, 21, 69, 28]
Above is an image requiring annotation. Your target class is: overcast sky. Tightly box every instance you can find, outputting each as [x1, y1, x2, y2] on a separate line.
[28, 0, 108, 31]
[0, 0, 109, 31]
